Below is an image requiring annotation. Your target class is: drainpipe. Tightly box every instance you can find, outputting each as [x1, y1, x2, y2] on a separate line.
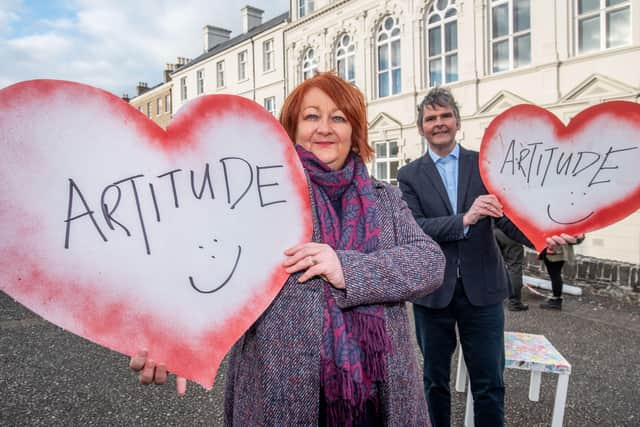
[251, 37, 256, 102]
[283, 29, 288, 101]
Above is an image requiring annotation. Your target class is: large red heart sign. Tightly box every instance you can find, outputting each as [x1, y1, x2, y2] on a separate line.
[0, 80, 311, 389]
[480, 101, 640, 252]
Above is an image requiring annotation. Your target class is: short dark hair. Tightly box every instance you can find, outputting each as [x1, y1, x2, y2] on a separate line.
[416, 87, 461, 129]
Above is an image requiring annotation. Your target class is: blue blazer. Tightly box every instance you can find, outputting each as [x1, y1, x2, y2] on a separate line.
[398, 146, 530, 309]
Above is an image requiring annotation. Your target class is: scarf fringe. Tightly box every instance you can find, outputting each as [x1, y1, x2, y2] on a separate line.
[350, 311, 391, 353]
[327, 399, 359, 427]
[322, 360, 367, 403]
[323, 359, 372, 427]
[350, 311, 391, 380]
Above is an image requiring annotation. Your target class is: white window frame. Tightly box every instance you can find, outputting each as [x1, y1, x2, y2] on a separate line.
[263, 39, 274, 72]
[335, 33, 356, 84]
[146, 102, 152, 117]
[216, 61, 225, 88]
[197, 69, 205, 95]
[575, 0, 631, 55]
[426, 0, 459, 87]
[490, 0, 531, 74]
[299, 0, 315, 18]
[264, 96, 276, 115]
[180, 77, 187, 101]
[164, 94, 171, 113]
[302, 48, 318, 81]
[376, 15, 401, 98]
[156, 97, 162, 116]
[238, 50, 248, 81]
[373, 140, 400, 185]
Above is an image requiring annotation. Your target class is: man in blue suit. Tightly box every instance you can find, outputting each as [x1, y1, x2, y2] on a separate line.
[398, 87, 531, 427]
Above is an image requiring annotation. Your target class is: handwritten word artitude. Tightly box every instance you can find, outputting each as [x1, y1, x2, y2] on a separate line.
[480, 102, 640, 252]
[64, 158, 286, 255]
[497, 137, 637, 189]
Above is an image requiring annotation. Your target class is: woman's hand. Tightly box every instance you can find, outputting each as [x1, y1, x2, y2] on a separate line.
[283, 242, 346, 289]
[129, 350, 187, 395]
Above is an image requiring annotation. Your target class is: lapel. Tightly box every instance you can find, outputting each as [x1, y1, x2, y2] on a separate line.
[420, 153, 453, 215]
[457, 146, 473, 212]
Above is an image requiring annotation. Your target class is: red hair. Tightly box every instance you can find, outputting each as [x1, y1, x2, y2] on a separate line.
[279, 72, 373, 163]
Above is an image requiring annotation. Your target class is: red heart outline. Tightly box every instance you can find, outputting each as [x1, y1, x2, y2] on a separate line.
[480, 101, 640, 252]
[0, 80, 312, 389]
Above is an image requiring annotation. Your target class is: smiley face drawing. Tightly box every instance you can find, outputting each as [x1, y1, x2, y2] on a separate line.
[546, 191, 594, 225]
[188, 238, 242, 294]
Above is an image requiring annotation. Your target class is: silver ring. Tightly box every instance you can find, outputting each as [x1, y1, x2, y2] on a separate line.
[307, 256, 316, 266]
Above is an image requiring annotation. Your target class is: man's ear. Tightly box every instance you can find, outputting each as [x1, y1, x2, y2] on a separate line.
[417, 126, 425, 137]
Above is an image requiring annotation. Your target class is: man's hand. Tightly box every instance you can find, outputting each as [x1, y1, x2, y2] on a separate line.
[463, 195, 504, 227]
[129, 350, 187, 395]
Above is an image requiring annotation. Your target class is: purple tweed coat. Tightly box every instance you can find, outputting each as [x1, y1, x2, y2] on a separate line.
[224, 180, 445, 426]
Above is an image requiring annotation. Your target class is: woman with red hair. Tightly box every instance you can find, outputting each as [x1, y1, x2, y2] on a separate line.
[132, 72, 445, 426]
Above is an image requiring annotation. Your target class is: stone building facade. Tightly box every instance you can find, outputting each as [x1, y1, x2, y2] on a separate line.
[132, 0, 640, 267]
[128, 60, 181, 130]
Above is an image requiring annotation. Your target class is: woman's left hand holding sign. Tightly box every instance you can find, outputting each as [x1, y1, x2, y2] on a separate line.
[129, 350, 187, 395]
[283, 242, 346, 289]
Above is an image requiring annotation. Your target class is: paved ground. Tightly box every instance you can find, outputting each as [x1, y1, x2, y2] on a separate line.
[1, 287, 638, 426]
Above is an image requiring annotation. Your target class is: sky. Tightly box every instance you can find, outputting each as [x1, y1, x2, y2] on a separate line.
[0, 0, 289, 97]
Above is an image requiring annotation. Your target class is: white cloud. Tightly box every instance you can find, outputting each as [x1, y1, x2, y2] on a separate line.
[0, 0, 289, 96]
[7, 33, 73, 58]
[41, 17, 75, 31]
[0, 0, 24, 36]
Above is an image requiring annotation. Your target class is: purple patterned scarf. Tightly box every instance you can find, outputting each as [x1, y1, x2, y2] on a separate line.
[295, 145, 391, 426]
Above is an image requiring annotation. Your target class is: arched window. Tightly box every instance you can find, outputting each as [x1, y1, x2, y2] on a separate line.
[302, 48, 318, 80]
[426, 0, 458, 87]
[376, 16, 401, 98]
[336, 33, 356, 84]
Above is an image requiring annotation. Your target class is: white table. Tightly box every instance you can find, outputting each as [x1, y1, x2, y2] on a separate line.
[455, 332, 571, 427]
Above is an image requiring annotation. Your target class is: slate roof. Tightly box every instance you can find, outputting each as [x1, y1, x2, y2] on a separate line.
[172, 11, 289, 75]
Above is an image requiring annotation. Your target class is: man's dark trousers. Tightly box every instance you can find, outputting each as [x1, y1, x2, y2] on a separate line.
[414, 279, 505, 427]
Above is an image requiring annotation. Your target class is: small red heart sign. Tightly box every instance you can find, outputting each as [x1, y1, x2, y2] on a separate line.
[0, 80, 311, 389]
[480, 101, 640, 252]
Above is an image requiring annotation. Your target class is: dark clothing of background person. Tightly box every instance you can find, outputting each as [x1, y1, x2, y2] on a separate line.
[543, 254, 565, 297]
[539, 240, 582, 310]
[495, 228, 528, 311]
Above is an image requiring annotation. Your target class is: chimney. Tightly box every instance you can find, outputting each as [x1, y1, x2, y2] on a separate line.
[164, 63, 176, 82]
[136, 82, 149, 96]
[122, 94, 130, 103]
[203, 25, 231, 51]
[242, 6, 264, 33]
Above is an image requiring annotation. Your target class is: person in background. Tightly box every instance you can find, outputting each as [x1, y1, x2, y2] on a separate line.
[540, 235, 584, 310]
[130, 72, 446, 426]
[495, 228, 528, 311]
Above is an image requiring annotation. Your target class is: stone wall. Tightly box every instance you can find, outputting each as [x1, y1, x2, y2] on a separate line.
[523, 249, 640, 303]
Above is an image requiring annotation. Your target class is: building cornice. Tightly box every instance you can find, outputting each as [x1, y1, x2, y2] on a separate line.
[285, 0, 350, 31]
